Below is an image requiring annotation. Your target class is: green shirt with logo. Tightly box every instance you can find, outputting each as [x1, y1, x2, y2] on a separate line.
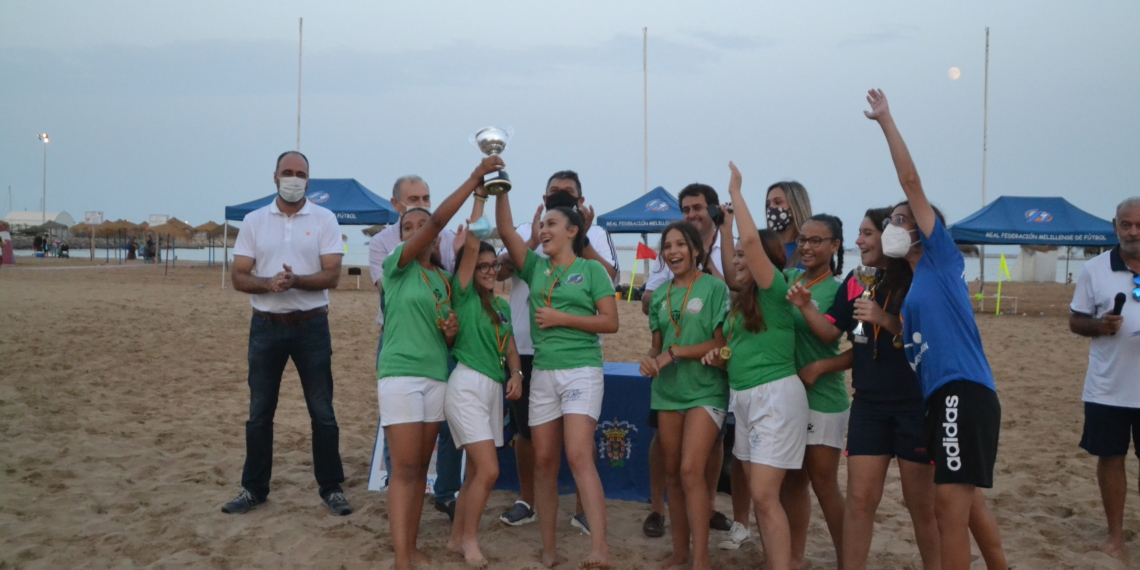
[517, 250, 614, 371]
[648, 274, 730, 411]
[783, 269, 849, 413]
[725, 271, 798, 391]
[451, 274, 512, 383]
[377, 243, 453, 382]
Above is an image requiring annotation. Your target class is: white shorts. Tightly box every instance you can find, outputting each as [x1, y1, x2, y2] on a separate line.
[661, 406, 727, 430]
[731, 375, 810, 470]
[529, 366, 604, 426]
[444, 363, 505, 448]
[378, 376, 446, 427]
[806, 408, 850, 449]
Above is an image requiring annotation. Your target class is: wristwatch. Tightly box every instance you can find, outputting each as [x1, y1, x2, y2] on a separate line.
[511, 370, 524, 377]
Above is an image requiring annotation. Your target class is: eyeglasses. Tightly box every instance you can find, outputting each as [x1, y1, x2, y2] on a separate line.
[1133, 275, 1140, 302]
[476, 262, 503, 274]
[795, 236, 838, 248]
[882, 214, 912, 229]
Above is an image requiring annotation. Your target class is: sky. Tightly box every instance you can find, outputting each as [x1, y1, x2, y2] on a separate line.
[2, 0, 1137, 246]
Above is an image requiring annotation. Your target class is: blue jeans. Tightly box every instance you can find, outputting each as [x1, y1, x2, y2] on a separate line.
[242, 312, 344, 501]
[376, 331, 461, 505]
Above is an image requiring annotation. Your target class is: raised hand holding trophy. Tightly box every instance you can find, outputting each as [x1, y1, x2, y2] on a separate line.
[470, 127, 513, 195]
[851, 266, 881, 344]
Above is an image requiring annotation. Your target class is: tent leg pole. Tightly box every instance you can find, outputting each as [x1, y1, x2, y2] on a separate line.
[222, 223, 228, 289]
[979, 245, 986, 297]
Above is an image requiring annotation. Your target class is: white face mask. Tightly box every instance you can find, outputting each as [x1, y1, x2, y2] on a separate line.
[277, 176, 307, 203]
[881, 224, 918, 258]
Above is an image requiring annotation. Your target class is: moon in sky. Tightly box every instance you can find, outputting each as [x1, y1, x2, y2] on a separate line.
[948, 67, 962, 80]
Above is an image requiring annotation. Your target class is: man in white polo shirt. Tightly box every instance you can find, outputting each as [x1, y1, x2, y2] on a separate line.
[222, 150, 352, 517]
[1070, 196, 1140, 557]
[496, 170, 618, 530]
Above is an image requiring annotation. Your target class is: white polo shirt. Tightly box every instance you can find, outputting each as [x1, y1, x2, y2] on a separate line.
[644, 231, 731, 292]
[233, 199, 343, 313]
[505, 223, 618, 355]
[368, 222, 456, 326]
[1071, 247, 1140, 408]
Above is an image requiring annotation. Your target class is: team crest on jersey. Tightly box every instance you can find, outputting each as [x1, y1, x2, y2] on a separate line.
[566, 274, 584, 285]
[498, 311, 508, 324]
[596, 417, 639, 468]
[687, 298, 704, 314]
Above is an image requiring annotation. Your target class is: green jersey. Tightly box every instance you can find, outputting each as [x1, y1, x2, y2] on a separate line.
[377, 243, 453, 382]
[784, 269, 849, 413]
[724, 271, 798, 391]
[517, 250, 615, 370]
[450, 274, 512, 382]
[648, 274, 730, 411]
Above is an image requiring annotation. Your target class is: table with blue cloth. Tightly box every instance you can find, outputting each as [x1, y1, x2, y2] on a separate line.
[494, 362, 653, 502]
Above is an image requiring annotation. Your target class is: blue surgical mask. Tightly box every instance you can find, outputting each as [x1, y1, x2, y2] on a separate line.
[469, 216, 493, 239]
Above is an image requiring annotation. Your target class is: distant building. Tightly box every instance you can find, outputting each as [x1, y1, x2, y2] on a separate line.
[2, 211, 76, 235]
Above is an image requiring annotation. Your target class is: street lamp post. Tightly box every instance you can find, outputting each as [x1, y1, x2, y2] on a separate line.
[38, 134, 49, 225]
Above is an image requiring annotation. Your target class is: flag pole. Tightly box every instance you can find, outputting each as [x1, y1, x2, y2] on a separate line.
[643, 26, 648, 196]
[979, 27, 990, 297]
[297, 17, 303, 152]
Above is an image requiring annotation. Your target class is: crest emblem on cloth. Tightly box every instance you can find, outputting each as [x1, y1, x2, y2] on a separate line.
[596, 417, 638, 468]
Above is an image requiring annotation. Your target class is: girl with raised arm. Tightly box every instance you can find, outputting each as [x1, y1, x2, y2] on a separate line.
[864, 88, 1007, 570]
[639, 220, 730, 570]
[777, 213, 849, 569]
[701, 162, 808, 570]
[495, 191, 619, 569]
[377, 156, 503, 570]
[787, 207, 940, 569]
[444, 187, 523, 568]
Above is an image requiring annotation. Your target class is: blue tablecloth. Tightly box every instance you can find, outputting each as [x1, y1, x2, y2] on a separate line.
[493, 362, 653, 502]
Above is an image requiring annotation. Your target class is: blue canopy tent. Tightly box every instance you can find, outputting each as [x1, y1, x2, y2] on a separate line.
[948, 196, 1117, 287]
[221, 178, 399, 288]
[596, 186, 682, 234]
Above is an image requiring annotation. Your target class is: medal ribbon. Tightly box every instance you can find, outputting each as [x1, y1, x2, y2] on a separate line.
[666, 274, 701, 338]
[792, 270, 831, 290]
[419, 267, 452, 320]
[491, 297, 510, 361]
[543, 257, 578, 308]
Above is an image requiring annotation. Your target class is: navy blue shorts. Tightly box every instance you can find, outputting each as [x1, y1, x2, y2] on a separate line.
[505, 355, 534, 440]
[846, 396, 930, 464]
[1080, 402, 1140, 458]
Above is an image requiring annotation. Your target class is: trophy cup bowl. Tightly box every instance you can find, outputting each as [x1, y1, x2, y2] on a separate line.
[851, 265, 881, 342]
[471, 127, 513, 195]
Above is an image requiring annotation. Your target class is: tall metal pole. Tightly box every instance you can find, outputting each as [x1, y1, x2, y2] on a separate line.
[979, 27, 990, 295]
[40, 135, 49, 225]
[297, 18, 303, 152]
[642, 27, 650, 278]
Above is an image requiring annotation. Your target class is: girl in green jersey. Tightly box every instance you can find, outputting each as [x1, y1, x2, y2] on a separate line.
[496, 191, 619, 570]
[702, 162, 809, 570]
[444, 187, 524, 568]
[640, 220, 729, 570]
[377, 156, 503, 570]
[781, 213, 848, 570]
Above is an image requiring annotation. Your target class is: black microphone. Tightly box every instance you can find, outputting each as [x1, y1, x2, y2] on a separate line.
[1113, 292, 1127, 316]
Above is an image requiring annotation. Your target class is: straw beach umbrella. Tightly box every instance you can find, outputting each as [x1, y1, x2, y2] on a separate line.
[194, 221, 221, 266]
[149, 217, 194, 273]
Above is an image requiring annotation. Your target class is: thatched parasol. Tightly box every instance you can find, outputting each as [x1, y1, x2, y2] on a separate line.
[362, 224, 388, 237]
[148, 217, 194, 272]
[193, 221, 220, 235]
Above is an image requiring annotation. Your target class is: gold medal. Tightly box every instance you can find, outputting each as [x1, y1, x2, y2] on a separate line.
[719, 346, 732, 360]
[436, 317, 444, 329]
[893, 334, 903, 349]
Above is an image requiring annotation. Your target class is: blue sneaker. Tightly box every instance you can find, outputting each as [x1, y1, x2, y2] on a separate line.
[571, 513, 591, 535]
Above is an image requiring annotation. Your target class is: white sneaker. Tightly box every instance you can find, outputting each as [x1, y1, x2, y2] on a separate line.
[718, 521, 750, 550]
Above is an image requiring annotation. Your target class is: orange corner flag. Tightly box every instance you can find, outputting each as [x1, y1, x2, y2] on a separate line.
[636, 242, 658, 261]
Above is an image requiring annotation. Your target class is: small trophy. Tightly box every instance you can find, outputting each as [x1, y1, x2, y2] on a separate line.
[851, 266, 881, 344]
[470, 127, 513, 195]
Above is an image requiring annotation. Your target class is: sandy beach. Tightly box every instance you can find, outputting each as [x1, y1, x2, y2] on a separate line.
[1, 257, 1136, 569]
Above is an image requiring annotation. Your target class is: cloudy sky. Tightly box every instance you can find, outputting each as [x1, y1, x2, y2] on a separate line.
[2, 0, 1137, 243]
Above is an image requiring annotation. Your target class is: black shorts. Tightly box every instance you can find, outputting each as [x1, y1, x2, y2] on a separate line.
[924, 380, 1001, 488]
[647, 409, 658, 430]
[1080, 402, 1140, 458]
[846, 396, 930, 464]
[506, 355, 535, 440]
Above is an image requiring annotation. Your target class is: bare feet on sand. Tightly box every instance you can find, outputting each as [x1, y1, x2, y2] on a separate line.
[1101, 535, 1127, 559]
[659, 550, 688, 570]
[578, 552, 612, 569]
[541, 548, 561, 569]
[412, 548, 431, 566]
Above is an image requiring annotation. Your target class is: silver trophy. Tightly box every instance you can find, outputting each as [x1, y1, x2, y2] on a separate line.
[470, 127, 513, 195]
[851, 266, 881, 344]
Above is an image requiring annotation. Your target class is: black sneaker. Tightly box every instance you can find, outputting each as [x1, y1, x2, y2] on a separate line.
[434, 500, 456, 522]
[221, 489, 264, 514]
[642, 511, 665, 537]
[323, 492, 353, 516]
[571, 513, 591, 535]
[710, 510, 733, 531]
[499, 500, 536, 526]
